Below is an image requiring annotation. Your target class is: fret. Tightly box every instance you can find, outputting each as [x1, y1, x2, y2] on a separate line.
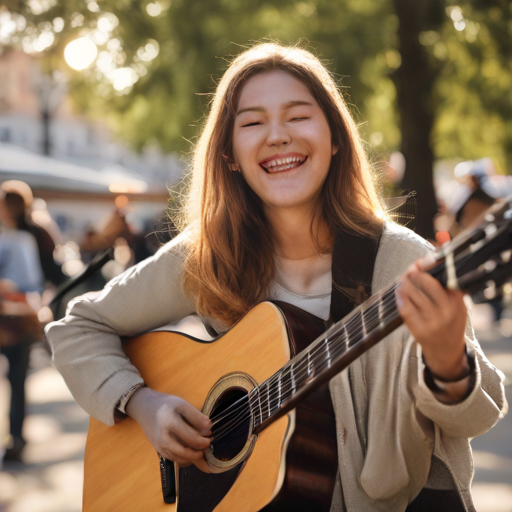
[361, 303, 368, 337]
[266, 379, 271, 419]
[324, 337, 331, 369]
[307, 350, 314, 380]
[261, 380, 267, 420]
[378, 292, 385, 328]
[257, 386, 263, 425]
[249, 389, 259, 430]
[290, 361, 296, 394]
[366, 300, 380, 335]
[342, 321, 352, 348]
[277, 370, 283, 409]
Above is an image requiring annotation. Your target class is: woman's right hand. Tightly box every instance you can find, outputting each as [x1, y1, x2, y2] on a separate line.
[125, 387, 213, 473]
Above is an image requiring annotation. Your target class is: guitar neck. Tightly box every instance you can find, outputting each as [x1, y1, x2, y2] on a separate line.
[253, 283, 403, 434]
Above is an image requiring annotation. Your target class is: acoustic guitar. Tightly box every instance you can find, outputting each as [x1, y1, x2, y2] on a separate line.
[83, 199, 512, 511]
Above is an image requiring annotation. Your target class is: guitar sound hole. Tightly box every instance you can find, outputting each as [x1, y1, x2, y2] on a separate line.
[210, 388, 251, 461]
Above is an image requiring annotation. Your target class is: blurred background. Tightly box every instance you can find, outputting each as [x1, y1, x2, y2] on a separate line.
[0, 0, 511, 510]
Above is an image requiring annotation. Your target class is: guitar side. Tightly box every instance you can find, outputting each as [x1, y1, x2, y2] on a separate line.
[83, 302, 292, 512]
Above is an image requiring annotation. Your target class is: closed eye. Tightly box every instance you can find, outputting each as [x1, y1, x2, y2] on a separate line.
[290, 117, 309, 122]
[241, 122, 261, 127]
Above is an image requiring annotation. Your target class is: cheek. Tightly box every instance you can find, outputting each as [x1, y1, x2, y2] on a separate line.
[232, 131, 255, 162]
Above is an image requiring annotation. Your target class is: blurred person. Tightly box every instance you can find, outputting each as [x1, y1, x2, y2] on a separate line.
[0, 188, 44, 463]
[31, 197, 64, 248]
[443, 159, 504, 321]
[1, 181, 65, 287]
[449, 159, 498, 233]
[45, 44, 506, 511]
[81, 209, 135, 260]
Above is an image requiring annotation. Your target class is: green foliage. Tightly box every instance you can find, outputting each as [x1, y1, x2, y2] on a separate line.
[1, 0, 510, 171]
[431, 0, 512, 172]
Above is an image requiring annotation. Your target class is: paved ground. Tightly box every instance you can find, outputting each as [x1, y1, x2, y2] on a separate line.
[0, 303, 511, 511]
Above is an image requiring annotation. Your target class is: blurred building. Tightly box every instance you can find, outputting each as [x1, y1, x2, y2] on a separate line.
[0, 49, 183, 192]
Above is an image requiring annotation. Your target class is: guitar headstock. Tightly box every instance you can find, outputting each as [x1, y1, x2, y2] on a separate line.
[429, 196, 512, 298]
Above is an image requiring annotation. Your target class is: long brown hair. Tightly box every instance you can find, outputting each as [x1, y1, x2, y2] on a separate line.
[180, 43, 383, 326]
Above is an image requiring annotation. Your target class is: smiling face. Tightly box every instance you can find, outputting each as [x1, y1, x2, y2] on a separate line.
[232, 70, 336, 217]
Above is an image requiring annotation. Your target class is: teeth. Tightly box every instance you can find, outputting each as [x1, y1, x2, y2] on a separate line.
[263, 156, 304, 169]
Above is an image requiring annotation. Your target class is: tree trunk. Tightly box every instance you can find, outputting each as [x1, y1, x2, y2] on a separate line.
[391, 0, 442, 241]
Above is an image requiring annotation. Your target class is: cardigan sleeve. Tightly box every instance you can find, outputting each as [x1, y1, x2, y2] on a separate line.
[412, 318, 507, 438]
[45, 233, 196, 426]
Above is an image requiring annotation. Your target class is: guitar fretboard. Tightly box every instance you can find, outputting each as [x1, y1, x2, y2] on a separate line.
[250, 282, 400, 432]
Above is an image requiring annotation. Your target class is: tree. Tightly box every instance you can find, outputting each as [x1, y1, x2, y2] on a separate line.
[1, 0, 510, 238]
[390, 0, 445, 240]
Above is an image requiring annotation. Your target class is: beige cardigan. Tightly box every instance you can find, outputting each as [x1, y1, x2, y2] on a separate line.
[46, 222, 507, 511]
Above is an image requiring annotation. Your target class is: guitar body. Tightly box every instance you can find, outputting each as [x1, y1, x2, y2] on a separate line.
[83, 301, 337, 512]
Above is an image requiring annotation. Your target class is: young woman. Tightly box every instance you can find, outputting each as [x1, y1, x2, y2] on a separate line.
[46, 43, 506, 511]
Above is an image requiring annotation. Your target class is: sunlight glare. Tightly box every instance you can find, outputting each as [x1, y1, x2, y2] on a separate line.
[64, 37, 98, 71]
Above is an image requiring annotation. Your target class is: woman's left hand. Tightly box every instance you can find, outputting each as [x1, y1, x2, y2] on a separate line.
[395, 255, 470, 381]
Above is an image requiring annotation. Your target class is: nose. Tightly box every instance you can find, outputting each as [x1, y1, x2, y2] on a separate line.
[266, 120, 291, 147]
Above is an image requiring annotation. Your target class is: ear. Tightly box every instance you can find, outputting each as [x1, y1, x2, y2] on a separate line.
[223, 154, 240, 172]
[332, 144, 339, 156]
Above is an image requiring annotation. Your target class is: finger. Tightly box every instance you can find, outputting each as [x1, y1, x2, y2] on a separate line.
[400, 276, 436, 315]
[176, 400, 212, 436]
[169, 418, 212, 450]
[404, 253, 436, 276]
[162, 438, 208, 464]
[396, 286, 425, 328]
[416, 252, 436, 272]
[407, 271, 446, 309]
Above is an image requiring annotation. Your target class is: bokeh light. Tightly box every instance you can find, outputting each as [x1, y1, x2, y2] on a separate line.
[136, 40, 159, 62]
[109, 67, 138, 91]
[64, 37, 98, 71]
[146, 3, 162, 17]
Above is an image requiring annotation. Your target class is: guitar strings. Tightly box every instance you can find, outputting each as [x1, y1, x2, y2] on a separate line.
[251, 285, 398, 416]
[217, 306, 403, 443]
[209, 281, 397, 429]
[209, 282, 399, 432]
[209, 277, 398, 428]
[214, 308, 403, 444]
[211, 287, 401, 441]
[211, 286, 400, 444]
[213, 302, 403, 444]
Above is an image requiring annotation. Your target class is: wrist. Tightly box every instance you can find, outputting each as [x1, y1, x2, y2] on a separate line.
[422, 340, 469, 382]
[427, 355, 471, 382]
[424, 351, 476, 404]
[125, 386, 154, 420]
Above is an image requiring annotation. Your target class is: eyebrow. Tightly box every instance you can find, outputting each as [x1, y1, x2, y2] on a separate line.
[236, 100, 314, 116]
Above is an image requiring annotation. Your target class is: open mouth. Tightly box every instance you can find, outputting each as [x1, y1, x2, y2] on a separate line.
[260, 155, 308, 173]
